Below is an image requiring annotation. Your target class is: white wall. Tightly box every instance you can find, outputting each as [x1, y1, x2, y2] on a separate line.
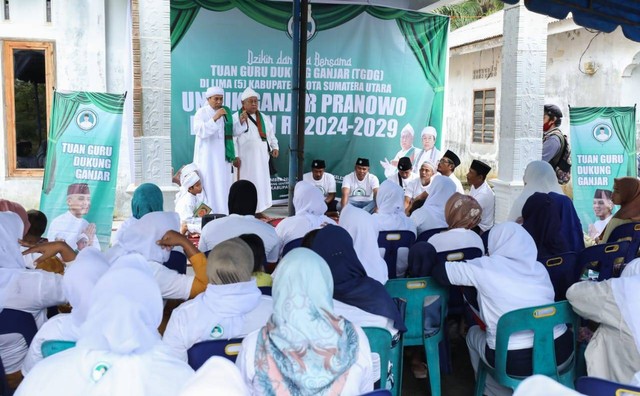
[0, 0, 132, 218]
[445, 25, 640, 179]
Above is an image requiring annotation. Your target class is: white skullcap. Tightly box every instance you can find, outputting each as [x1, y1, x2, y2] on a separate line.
[421, 126, 437, 138]
[180, 170, 200, 190]
[205, 86, 224, 99]
[420, 160, 436, 171]
[401, 124, 414, 136]
[241, 88, 259, 101]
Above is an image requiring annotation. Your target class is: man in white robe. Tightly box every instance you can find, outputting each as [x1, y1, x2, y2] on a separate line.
[192, 86, 240, 214]
[467, 159, 495, 233]
[46, 183, 100, 250]
[232, 88, 279, 214]
[380, 124, 417, 178]
[412, 126, 442, 173]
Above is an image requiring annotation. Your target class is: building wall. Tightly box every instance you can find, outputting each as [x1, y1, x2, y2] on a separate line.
[0, 0, 132, 218]
[446, 26, 640, 180]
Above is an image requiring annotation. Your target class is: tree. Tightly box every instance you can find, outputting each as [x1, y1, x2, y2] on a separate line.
[434, 0, 504, 30]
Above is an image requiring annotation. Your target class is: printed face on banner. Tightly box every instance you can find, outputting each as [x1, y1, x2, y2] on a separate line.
[67, 193, 91, 217]
[76, 110, 98, 131]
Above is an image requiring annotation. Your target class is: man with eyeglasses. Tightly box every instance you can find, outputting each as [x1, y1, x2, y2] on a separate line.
[233, 87, 279, 214]
[437, 150, 464, 193]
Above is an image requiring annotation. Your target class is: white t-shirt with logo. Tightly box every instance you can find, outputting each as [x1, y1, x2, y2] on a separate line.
[342, 172, 380, 202]
[404, 178, 430, 199]
[302, 171, 336, 197]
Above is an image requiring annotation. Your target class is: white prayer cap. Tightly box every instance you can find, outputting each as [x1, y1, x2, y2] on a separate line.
[180, 170, 200, 190]
[401, 124, 414, 136]
[180, 163, 200, 179]
[241, 87, 259, 101]
[205, 86, 224, 99]
[420, 160, 436, 172]
[421, 126, 437, 138]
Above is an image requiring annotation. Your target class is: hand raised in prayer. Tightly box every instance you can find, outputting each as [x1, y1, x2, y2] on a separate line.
[213, 108, 227, 121]
[157, 230, 199, 258]
[240, 110, 248, 124]
[84, 223, 96, 245]
[233, 157, 241, 168]
[21, 240, 77, 264]
[271, 149, 279, 158]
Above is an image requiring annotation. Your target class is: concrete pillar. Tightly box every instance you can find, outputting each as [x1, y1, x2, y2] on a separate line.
[492, 2, 548, 222]
[130, 0, 177, 210]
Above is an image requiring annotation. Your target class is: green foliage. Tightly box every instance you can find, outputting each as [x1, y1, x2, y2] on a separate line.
[14, 78, 47, 155]
[434, 0, 504, 30]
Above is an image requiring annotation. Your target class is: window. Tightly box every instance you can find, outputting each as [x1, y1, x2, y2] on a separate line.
[3, 41, 54, 176]
[472, 89, 495, 144]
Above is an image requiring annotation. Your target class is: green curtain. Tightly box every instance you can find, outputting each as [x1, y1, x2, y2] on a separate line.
[570, 106, 637, 177]
[42, 91, 125, 194]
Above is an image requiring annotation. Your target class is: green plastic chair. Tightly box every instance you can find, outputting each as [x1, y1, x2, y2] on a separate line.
[385, 277, 449, 396]
[41, 340, 76, 358]
[474, 301, 579, 396]
[363, 327, 403, 396]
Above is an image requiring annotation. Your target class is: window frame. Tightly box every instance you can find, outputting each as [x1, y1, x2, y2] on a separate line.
[472, 88, 496, 144]
[3, 40, 55, 177]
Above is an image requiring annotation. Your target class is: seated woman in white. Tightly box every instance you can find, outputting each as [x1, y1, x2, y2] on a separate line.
[275, 180, 336, 252]
[236, 248, 374, 396]
[372, 180, 417, 277]
[339, 204, 388, 285]
[0, 211, 65, 390]
[507, 160, 564, 222]
[428, 193, 485, 254]
[16, 266, 194, 396]
[163, 237, 272, 362]
[21, 248, 110, 375]
[410, 175, 457, 235]
[431, 222, 572, 396]
[106, 211, 208, 301]
[179, 356, 250, 396]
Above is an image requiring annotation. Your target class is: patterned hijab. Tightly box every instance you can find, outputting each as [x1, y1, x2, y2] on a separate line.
[131, 183, 164, 219]
[444, 193, 482, 230]
[254, 248, 359, 396]
[612, 177, 640, 221]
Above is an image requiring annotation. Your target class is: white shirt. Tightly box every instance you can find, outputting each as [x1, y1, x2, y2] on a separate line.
[46, 211, 101, 250]
[427, 228, 485, 254]
[342, 172, 380, 202]
[449, 173, 465, 194]
[386, 172, 417, 193]
[236, 325, 374, 396]
[404, 178, 430, 199]
[469, 182, 495, 232]
[175, 192, 203, 234]
[147, 260, 194, 301]
[275, 215, 336, 249]
[302, 172, 336, 197]
[199, 214, 281, 263]
[21, 313, 77, 375]
[0, 269, 65, 374]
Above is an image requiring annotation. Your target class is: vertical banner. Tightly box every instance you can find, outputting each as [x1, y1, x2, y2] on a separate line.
[171, 0, 448, 202]
[40, 91, 126, 251]
[570, 106, 636, 237]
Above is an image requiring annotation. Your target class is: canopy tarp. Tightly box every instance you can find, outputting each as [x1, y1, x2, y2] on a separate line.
[501, 0, 640, 42]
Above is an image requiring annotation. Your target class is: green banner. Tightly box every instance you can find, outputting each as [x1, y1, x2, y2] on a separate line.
[570, 106, 636, 235]
[171, 0, 448, 201]
[40, 90, 125, 251]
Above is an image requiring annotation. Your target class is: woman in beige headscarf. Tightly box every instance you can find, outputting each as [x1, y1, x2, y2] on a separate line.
[599, 177, 640, 243]
[427, 193, 485, 253]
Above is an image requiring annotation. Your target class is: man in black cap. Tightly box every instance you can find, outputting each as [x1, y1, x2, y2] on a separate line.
[467, 159, 494, 233]
[386, 156, 416, 192]
[302, 159, 338, 212]
[437, 149, 464, 193]
[340, 157, 380, 213]
[542, 104, 565, 166]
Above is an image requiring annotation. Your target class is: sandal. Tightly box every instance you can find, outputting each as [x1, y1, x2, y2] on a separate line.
[411, 362, 428, 379]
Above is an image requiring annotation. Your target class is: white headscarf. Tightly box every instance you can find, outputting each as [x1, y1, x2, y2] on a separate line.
[0, 211, 26, 270]
[179, 356, 249, 396]
[508, 161, 564, 221]
[293, 181, 331, 228]
[514, 375, 585, 396]
[340, 204, 388, 284]
[106, 211, 179, 264]
[63, 247, 110, 326]
[241, 88, 259, 101]
[78, 266, 163, 354]
[411, 174, 457, 229]
[611, 260, 640, 354]
[373, 180, 415, 232]
[205, 86, 224, 99]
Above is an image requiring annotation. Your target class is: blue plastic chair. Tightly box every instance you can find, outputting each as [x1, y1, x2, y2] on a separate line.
[385, 277, 449, 396]
[187, 338, 244, 370]
[0, 309, 37, 396]
[258, 286, 272, 296]
[480, 229, 490, 254]
[578, 240, 630, 280]
[539, 252, 579, 301]
[575, 376, 640, 395]
[436, 247, 483, 263]
[377, 230, 416, 279]
[607, 221, 640, 263]
[416, 227, 447, 243]
[281, 237, 303, 258]
[164, 250, 187, 274]
[474, 301, 579, 395]
[41, 340, 76, 358]
[359, 390, 392, 396]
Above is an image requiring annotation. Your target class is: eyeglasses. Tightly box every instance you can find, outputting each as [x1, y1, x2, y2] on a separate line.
[439, 158, 453, 165]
